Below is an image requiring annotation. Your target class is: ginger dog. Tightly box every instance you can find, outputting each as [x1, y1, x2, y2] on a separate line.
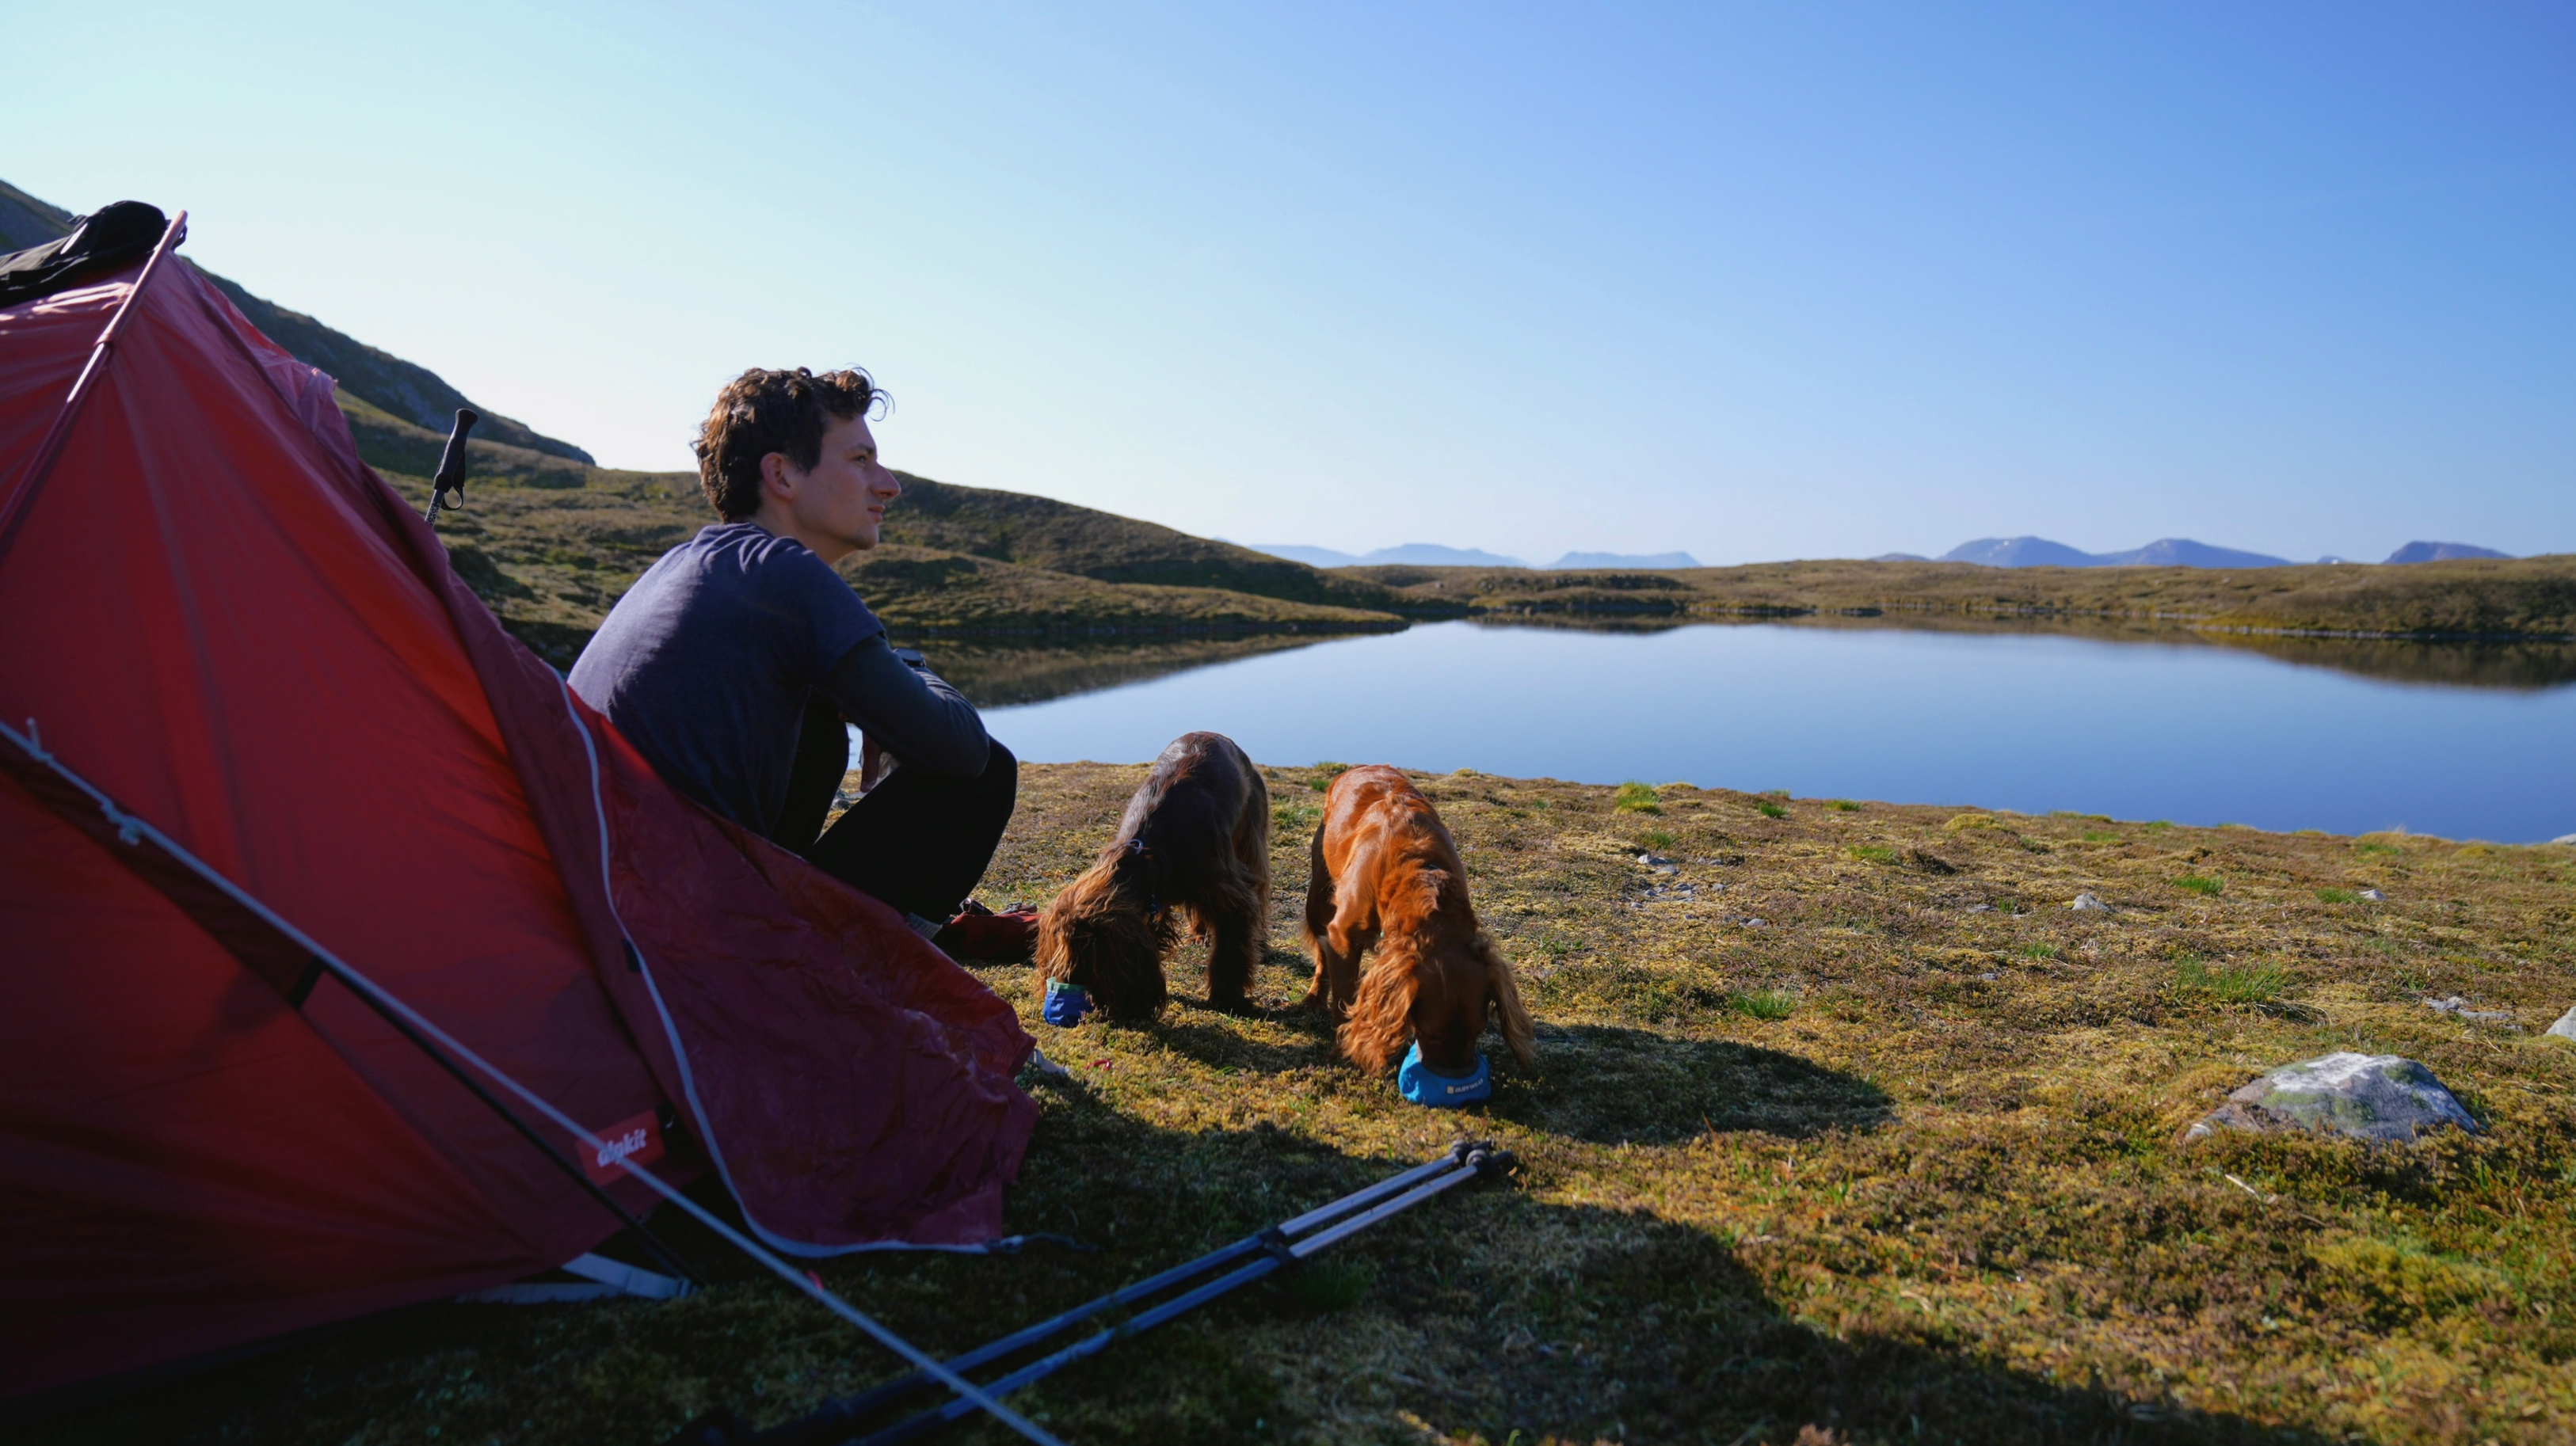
[1301, 766, 1536, 1075]
[1035, 732, 1270, 1021]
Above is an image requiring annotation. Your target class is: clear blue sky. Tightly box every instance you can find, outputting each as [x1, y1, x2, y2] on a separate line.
[8, 2, 2570, 564]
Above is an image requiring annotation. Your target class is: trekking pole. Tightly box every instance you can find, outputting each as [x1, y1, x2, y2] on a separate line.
[727, 1146, 1485, 1446]
[421, 408, 478, 526]
[677, 1143, 1515, 1446]
[855, 1143, 1511, 1446]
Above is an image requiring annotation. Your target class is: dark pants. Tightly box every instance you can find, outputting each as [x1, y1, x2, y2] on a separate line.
[770, 694, 1019, 923]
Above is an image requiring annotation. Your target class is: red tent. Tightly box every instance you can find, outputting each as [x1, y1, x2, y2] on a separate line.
[0, 217, 1038, 1401]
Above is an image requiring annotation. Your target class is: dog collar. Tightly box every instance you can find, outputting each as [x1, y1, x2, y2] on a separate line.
[1041, 980, 1091, 1027]
[1397, 1041, 1491, 1107]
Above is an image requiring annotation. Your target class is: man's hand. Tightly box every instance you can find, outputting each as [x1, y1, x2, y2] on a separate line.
[859, 734, 900, 795]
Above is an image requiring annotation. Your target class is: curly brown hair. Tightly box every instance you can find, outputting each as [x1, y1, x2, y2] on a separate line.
[692, 367, 882, 520]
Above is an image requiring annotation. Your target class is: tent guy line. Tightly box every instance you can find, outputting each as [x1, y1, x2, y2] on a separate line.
[0, 712, 1064, 1446]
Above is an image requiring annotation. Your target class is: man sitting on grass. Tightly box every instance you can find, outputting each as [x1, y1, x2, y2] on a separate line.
[569, 366, 1033, 959]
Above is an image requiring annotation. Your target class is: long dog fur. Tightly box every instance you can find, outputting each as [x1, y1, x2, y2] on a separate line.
[1301, 765, 1536, 1075]
[1035, 732, 1270, 1022]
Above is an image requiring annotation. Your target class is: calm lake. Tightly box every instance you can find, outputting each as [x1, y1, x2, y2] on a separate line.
[882, 619, 2576, 843]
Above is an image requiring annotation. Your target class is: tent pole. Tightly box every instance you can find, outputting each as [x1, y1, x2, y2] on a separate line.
[0, 716, 703, 1286]
[0, 211, 189, 568]
[304, 963, 706, 1288]
[0, 717, 1061, 1446]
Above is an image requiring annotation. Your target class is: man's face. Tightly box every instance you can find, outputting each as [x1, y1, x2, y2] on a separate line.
[764, 413, 901, 561]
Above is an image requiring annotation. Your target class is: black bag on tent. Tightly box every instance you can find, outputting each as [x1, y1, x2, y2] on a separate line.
[0, 201, 169, 304]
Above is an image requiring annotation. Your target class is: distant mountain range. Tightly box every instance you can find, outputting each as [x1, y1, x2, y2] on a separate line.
[1551, 550, 1701, 569]
[1244, 542, 1700, 570]
[1926, 536, 2514, 569]
[2383, 541, 2513, 565]
[0, 178, 593, 463]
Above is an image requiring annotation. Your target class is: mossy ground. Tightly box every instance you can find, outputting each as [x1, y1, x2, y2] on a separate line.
[32, 768, 2576, 1445]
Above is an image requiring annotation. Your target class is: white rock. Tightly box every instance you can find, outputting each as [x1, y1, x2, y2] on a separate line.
[2070, 892, 2112, 912]
[2185, 1052, 2478, 1144]
[2552, 833, 2576, 846]
[2546, 1006, 2576, 1042]
[2425, 995, 2517, 1026]
[2356, 888, 2386, 901]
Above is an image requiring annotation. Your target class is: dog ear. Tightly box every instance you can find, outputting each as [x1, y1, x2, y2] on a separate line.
[1086, 897, 1172, 1023]
[1338, 938, 1422, 1073]
[1033, 887, 1079, 987]
[1477, 935, 1537, 1071]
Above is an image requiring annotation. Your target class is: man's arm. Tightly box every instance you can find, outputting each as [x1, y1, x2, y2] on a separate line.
[822, 636, 991, 778]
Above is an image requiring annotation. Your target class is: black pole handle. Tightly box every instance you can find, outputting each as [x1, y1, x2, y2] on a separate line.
[423, 407, 479, 524]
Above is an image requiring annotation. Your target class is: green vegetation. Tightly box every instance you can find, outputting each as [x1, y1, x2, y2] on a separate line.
[2015, 942, 2060, 960]
[1271, 798, 1320, 836]
[2173, 954, 2290, 1005]
[1345, 554, 2576, 641]
[1847, 844, 1897, 863]
[46, 767, 2576, 1444]
[1612, 781, 1663, 814]
[1755, 800, 1789, 819]
[2317, 887, 2361, 904]
[2180, 873, 2225, 896]
[1726, 987, 1801, 1020]
[2082, 829, 2119, 842]
[1641, 828, 1677, 851]
[1828, 799, 1862, 812]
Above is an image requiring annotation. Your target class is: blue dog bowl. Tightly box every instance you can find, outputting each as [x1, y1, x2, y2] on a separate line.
[1397, 1041, 1491, 1106]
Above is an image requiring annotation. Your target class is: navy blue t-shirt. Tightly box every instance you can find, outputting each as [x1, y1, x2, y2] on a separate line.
[570, 523, 883, 833]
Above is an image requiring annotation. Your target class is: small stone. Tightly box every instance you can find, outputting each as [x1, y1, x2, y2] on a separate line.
[2070, 892, 2112, 912]
[1965, 903, 1992, 915]
[2356, 888, 2386, 901]
[2187, 1052, 2478, 1144]
[2425, 995, 2517, 1026]
[1740, 917, 1768, 928]
[2547, 1006, 2576, 1042]
[2552, 833, 2576, 846]
[1637, 852, 1679, 874]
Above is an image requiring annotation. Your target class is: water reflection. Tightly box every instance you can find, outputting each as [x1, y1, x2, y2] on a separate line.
[1470, 615, 2576, 692]
[901, 631, 1340, 708]
[964, 619, 2576, 840]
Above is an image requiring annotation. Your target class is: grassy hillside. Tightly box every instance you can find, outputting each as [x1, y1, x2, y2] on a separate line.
[41, 764, 2576, 1444]
[205, 271, 594, 462]
[882, 476, 1416, 614]
[1355, 556, 2576, 641]
[342, 398, 1404, 664]
[0, 177, 593, 462]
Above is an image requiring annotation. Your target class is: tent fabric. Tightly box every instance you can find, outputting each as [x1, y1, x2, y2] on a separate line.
[0, 253, 1036, 1400]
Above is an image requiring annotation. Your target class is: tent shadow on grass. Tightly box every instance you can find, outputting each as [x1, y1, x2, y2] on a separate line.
[25, 1102, 2325, 1446]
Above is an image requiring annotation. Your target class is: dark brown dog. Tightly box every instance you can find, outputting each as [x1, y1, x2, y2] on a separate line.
[1301, 765, 1536, 1075]
[1035, 732, 1270, 1021]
